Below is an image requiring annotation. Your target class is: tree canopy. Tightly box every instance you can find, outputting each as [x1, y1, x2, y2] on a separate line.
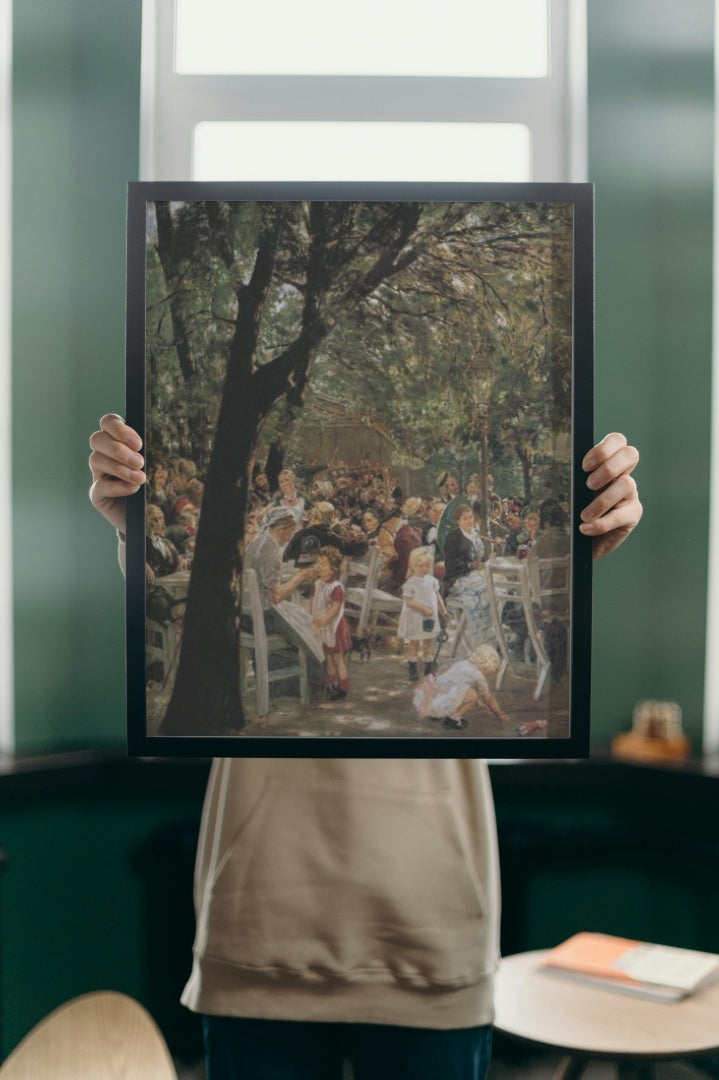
[147, 199, 572, 498]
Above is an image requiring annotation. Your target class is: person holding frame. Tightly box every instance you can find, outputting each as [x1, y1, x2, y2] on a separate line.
[90, 418, 641, 1080]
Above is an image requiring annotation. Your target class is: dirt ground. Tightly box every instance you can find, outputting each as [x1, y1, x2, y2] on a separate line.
[148, 632, 569, 742]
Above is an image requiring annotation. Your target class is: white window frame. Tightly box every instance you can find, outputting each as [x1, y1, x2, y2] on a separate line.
[141, 0, 587, 183]
[0, 0, 14, 752]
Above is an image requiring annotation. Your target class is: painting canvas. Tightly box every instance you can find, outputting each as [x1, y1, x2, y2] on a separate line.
[126, 182, 593, 757]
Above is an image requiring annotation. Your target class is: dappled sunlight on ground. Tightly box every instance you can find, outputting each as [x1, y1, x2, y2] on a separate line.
[240, 639, 569, 741]
[147, 633, 569, 740]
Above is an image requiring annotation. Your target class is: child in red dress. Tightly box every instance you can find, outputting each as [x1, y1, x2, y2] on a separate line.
[310, 546, 352, 700]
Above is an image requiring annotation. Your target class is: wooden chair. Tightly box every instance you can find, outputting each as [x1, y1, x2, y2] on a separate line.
[344, 546, 403, 638]
[0, 991, 177, 1079]
[145, 618, 181, 689]
[343, 549, 375, 631]
[239, 568, 310, 716]
[485, 557, 552, 700]
[528, 554, 570, 614]
[145, 572, 188, 689]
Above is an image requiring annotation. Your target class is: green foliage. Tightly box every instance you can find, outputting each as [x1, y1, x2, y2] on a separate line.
[146, 199, 573, 492]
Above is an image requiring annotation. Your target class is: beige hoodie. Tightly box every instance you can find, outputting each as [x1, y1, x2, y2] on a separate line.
[181, 756, 501, 1029]
[126, 539, 501, 1029]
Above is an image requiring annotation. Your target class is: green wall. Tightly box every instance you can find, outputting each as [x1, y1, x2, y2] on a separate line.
[0, 797, 187, 1053]
[0, 773, 207, 1058]
[587, 1, 714, 749]
[10, 1, 716, 752]
[12, 0, 142, 751]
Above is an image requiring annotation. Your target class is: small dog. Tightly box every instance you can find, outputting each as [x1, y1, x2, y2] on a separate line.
[349, 635, 372, 662]
[349, 630, 381, 662]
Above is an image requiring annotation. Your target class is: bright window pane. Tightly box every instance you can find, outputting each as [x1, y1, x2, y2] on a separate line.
[176, 0, 548, 78]
[192, 121, 532, 182]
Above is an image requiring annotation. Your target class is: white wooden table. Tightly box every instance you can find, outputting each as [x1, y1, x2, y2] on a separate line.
[494, 949, 719, 1079]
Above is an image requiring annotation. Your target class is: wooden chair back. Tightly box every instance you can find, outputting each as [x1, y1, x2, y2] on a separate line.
[239, 568, 309, 716]
[528, 555, 570, 613]
[0, 991, 177, 1079]
[485, 557, 552, 700]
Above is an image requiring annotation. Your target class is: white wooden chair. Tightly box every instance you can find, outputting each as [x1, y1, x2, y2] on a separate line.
[445, 606, 471, 658]
[0, 991, 177, 1079]
[343, 549, 374, 630]
[528, 554, 570, 614]
[239, 569, 310, 716]
[485, 557, 553, 700]
[344, 546, 403, 638]
[145, 618, 182, 689]
[145, 572, 189, 689]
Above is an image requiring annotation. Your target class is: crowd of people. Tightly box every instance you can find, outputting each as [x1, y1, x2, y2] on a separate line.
[144, 450, 572, 728]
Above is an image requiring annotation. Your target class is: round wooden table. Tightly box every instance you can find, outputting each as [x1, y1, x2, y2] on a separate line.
[494, 949, 719, 1079]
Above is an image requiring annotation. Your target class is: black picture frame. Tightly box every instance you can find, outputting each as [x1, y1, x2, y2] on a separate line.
[127, 181, 593, 758]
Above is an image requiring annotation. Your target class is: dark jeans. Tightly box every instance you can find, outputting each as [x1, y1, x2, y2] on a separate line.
[204, 1016, 493, 1080]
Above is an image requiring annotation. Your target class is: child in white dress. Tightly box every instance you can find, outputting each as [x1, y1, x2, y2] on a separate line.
[398, 548, 450, 682]
[310, 546, 352, 701]
[413, 643, 508, 731]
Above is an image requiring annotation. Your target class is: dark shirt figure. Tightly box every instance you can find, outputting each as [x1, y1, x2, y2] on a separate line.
[283, 502, 369, 563]
[145, 503, 180, 577]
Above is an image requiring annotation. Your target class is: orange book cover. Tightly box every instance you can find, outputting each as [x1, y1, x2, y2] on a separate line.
[541, 933, 641, 985]
[541, 932, 719, 1001]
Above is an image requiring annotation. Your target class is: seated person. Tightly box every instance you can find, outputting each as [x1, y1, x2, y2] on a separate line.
[531, 498, 571, 559]
[273, 468, 312, 526]
[167, 456, 197, 520]
[174, 477, 204, 520]
[529, 498, 572, 618]
[501, 498, 525, 557]
[283, 501, 368, 564]
[386, 497, 426, 594]
[249, 468, 272, 508]
[145, 504, 179, 577]
[147, 461, 172, 516]
[166, 505, 197, 555]
[517, 507, 540, 553]
[244, 507, 324, 666]
[443, 503, 493, 647]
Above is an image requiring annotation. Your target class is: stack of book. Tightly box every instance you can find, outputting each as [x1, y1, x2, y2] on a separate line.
[540, 932, 719, 1002]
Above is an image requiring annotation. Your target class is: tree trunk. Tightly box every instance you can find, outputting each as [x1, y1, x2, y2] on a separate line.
[153, 202, 195, 385]
[160, 212, 283, 735]
[517, 445, 533, 503]
[265, 442, 285, 492]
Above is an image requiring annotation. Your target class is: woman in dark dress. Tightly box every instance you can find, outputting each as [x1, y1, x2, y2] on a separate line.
[443, 504, 493, 646]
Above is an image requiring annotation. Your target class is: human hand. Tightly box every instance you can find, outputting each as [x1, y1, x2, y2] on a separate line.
[88, 414, 145, 535]
[580, 432, 642, 560]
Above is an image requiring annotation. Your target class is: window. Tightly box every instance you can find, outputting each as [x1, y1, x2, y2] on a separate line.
[174, 0, 549, 78]
[192, 121, 532, 182]
[141, 0, 587, 183]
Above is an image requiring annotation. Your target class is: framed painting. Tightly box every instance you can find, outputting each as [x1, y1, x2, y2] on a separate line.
[126, 181, 593, 757]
